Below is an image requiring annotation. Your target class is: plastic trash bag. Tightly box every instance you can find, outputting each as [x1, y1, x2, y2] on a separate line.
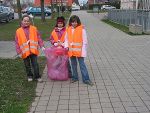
[44, 46, 69, 80]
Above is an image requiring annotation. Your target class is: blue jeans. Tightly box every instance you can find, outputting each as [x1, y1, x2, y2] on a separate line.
[68, 60, 72, 78]
[23, 54, 41, 79]
[70, 56, 90, 82]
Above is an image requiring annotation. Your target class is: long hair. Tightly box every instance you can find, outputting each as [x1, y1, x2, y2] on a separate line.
[69, 15, 81, 26]
[20, 15, 32, 27]
[22, 15, 32, 21]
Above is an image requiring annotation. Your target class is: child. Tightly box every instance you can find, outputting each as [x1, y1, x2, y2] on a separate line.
[64, 15, 93, 86]
[50, 16, 66, 47]
[15, 15, 45, 82]
[49, 16, 72, 78]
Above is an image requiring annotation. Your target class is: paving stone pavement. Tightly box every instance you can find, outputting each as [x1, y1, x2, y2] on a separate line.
[9, 11, 150, 113]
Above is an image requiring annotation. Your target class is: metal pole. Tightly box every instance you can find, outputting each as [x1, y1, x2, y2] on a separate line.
[136, 0, 138, 10]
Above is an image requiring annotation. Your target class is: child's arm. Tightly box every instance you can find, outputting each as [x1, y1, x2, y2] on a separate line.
[15, 35, 22, 55]
[82, 28, 88, 57]
[37, 30, 45, 50]
[50, 35, 56, 45]
[64, 32, 69, 48]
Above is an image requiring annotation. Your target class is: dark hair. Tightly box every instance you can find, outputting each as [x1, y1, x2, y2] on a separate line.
[69, 15, 81, 26]
[19, 15, 32, 26]
[22, 15, 32, 21]
[55, 16, 65, 27]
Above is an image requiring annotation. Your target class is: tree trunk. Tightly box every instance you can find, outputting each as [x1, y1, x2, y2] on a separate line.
[51, 0, 54, 18]
[17, 0, 22, 20]
[40, 0, 45, 22]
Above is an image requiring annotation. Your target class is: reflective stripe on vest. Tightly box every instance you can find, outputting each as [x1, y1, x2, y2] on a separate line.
[67, 25, 83, 57]
[71, 42, 82, 46]
[69, 48, 82, 51]
[22, 48, 30, 54]
[16, 25, 39, 59]
[30, 40, 38, 45]
[20, 43, 28, 49]
[51, 30, 66, 43]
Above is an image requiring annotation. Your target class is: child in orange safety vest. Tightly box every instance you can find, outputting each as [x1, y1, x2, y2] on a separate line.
[64, 15, 93, 86]
[49, 16, 72, 78]
[15, 15, 45, 82]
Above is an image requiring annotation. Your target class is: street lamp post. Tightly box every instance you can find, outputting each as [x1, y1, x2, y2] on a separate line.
[136, 0, 138, 10]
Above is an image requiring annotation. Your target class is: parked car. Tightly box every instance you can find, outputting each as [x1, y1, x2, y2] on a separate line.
[21, 7, 32, 14]
[101, 5, 116, 10]
[3, 7, 14, 20]
[45, 7, 51, 13]
[27, 7, 51, 16]
[0, 6, 10, 22]
[71, 5, 80, 11]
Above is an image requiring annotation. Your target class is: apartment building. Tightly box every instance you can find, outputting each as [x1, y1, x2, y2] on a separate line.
[88, 0, 108, 5]
[121, 0, 150, 10]
[34, 0, 73, 6]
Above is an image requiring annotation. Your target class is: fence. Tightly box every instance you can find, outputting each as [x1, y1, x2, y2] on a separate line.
[107, 9, 150, 33]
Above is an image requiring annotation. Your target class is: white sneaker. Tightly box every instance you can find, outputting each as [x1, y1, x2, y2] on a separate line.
[37, 78, 43, 82]
[28, 78, 33, 82]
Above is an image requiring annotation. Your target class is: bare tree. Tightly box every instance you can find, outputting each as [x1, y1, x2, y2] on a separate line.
[40, 0, 45, 22]
[51, 0, 54, 18]
[17, 0, 22, 20]
[3, 0, 13, 6]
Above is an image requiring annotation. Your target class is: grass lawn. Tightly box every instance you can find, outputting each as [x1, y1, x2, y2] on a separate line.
[0, 12, 71, 41]
[102, 19, 146, 35]
[0, 57, 46, 113]
[102, 19, 130, 33]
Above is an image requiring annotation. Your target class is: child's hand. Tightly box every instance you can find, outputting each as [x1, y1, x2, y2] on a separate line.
[57, 46, 62, 48]
[41, 47, 45, 51]
[54, 42, 58, 46]
[57, 40, 62, 46]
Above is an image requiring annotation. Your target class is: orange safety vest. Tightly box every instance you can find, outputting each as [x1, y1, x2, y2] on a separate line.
[51, 29, 66, 43]
[16, 25, 39, 59]
[67, 25, 83, 57]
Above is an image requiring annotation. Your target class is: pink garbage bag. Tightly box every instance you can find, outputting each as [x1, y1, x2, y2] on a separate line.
[44, 46, 69, 80]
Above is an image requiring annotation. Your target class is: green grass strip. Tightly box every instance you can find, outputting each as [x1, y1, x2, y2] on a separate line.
[0, 57, 46, 113]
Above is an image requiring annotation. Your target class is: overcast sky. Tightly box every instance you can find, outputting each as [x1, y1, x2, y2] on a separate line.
[79, 0, 88, 5]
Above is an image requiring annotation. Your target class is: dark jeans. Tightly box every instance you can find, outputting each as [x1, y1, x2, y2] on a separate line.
[23, 54, 40, 79]
[68, 60, 72, 78]
[70, 56, 90, 82]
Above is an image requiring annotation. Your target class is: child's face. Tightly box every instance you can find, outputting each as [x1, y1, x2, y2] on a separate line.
[22, 17, 31, 27]
[71, 21, 78, 28]
[57, 22, 64, 28]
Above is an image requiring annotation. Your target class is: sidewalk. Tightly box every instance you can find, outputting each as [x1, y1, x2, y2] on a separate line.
[29, 11, 150, 113]
[27, 11, 150, 113]
[2, 11, 150, 113]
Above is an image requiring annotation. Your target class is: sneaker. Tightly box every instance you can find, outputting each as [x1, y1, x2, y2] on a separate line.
[71, 79, 78, 83]
[84, 80, 93, 86]
[37, 78, 43, 82]
[28, 77, 33, 82]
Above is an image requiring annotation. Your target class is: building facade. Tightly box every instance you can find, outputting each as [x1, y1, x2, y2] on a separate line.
[12, 0, 34, 5]
[121, 0, 150, 10]
[88, 0, 108, 5]
[34, 0, 73, 7]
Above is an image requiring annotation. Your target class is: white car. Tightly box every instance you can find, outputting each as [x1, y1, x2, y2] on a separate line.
[101, 5, 116, 10]
[72, 6, 80, 11]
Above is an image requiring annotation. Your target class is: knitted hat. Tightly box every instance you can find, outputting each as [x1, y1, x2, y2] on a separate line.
[56, 16, 65, 27]
[57, 18, 64, 23]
